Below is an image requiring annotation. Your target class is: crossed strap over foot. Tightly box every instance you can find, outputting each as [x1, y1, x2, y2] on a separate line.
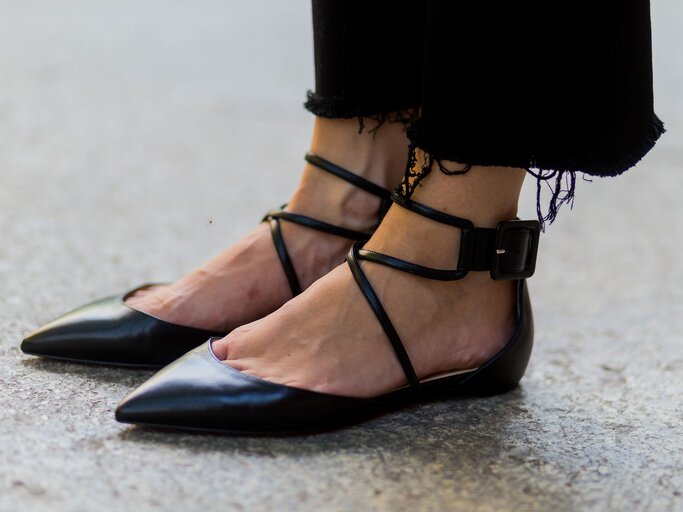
[263, 153, 392, 296]
[346, 192, 541, 387]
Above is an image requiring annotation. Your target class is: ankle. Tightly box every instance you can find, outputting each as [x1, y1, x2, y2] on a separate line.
[288, 170, 382, 233]
[366, 205, 461, 269]
[407, 149, 526, 228]
[310, 117, 410, 189]
[366, 154, 529, 278]
[287, 116, 411, 233]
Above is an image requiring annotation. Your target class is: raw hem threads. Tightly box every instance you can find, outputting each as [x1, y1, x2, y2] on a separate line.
[402, 115, 665, 229]
[398, 144, 473, 199]
[304, 91, 418, 135]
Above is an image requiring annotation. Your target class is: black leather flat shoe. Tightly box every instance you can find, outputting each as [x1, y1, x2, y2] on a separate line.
[21, 285, 224, 368]
[115, 192, 541, 434]
[21, 153, 392, 368]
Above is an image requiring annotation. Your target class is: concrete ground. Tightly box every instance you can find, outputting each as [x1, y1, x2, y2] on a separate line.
[1, 1, 682, 511]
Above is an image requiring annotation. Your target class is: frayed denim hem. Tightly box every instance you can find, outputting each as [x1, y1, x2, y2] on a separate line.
[304, 91, 418, 135]
[398, 115, 665, 229]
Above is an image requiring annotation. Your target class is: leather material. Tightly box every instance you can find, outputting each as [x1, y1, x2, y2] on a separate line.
[115, 197, 538, 434]
[263, 208, 371, 241]
[116, 340, 383, 433]
[20, 285, 225, 368]
[266, 215, 303, 296]
[260, 154, 393, 296]
[115, 280, 534, 434]
[305, 152, 392, 220]
[305, 153, 392, 202]
[262, 204, 375, 296]
[358, 248, 467, 281]
[391, 192, 541, 280]
[342, 204, 539, 392]
[21, 154, 392, 368]
[347, 244, 420, 386]
[391, 192, 475, 230]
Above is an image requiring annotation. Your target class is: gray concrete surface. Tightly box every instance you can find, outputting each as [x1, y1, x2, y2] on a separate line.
[1, 1, 682, 511]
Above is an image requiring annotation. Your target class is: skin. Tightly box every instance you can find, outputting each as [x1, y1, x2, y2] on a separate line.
[211, 149, 527, 398]
[125, 117, 409, 332]
[129, 115, 527, 398]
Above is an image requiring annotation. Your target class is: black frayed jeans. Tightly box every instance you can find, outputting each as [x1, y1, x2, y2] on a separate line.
[304, 0, 664, 224]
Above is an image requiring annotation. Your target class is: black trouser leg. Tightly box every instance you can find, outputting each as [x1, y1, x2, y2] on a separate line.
[306, 0, 664, 223]
[410, 0, 663, 178]
[305, 0, 425, 119]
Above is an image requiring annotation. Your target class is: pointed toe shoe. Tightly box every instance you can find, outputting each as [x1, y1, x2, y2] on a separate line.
[22, 153, 392, 370]
[115, 339, 384, 434]
[115, 194, 540, 435]
[21, 285, 224, 368]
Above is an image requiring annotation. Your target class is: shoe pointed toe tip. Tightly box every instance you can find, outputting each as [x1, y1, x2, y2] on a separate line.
[20, 339, 36, 356]
[19, 297, 218, 367]
[114, 405, 131, 423]
[20, 329, 57, 356]
[115, 393, 155, 424]
[20, 324, 87, 360]
[115, 400, 146, 424]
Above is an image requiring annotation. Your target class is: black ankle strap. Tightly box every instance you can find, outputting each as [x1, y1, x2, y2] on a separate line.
[263, 208, 371, 241]
[347, 243, 420, 387]
[305, 153, 393, 221]
[345, 193, 540, 389]
[305, 153, 392, 201]
[346, 223, 539, 388]
[262, 155, 394, 296]
[263, 205, 373, 297]
[373, 192, 541, 281]
[391, 192, 475, 230]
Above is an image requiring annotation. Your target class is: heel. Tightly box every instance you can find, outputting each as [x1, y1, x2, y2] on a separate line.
[460, 280, 534, 396]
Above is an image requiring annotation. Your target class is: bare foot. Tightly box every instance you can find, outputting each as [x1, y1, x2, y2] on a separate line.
[124, 221, 356, 333]
[125, 117, 409, 332]
[211, 162, 526, 397]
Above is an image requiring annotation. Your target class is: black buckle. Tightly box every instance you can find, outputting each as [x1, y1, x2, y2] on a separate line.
[490, 220, 540, 280]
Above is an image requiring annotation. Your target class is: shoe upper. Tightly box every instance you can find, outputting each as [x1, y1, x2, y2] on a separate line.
[115, 189, 539, 435]
[21, 286, 225, 368]
[115, 280, 534, 434]
[115, 339, 384, 434]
